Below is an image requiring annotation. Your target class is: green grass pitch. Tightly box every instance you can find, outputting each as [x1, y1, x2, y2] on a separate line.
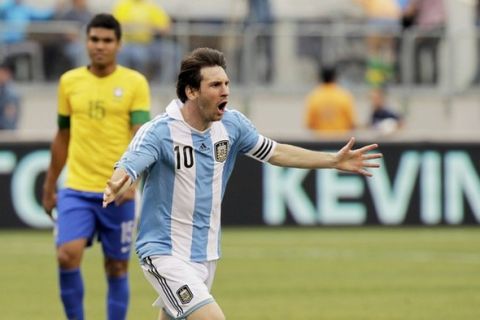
[1, 227, 479, 319]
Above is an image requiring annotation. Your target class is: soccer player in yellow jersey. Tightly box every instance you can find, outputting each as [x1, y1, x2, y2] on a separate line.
[42, 14, 151, 320]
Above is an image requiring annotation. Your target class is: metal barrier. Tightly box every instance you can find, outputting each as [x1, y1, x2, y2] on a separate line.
[1, 20, 478, 88]
[1, 19, 479, 121]
[0, 20, 83, 81]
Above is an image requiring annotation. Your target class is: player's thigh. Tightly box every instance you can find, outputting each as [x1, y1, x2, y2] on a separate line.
[157, 303, 225, 320]
[187, 301, 225, 320]
[56, 189, 96, 247]
[142, 256, 217, 319]
[97, 200, 135, 261]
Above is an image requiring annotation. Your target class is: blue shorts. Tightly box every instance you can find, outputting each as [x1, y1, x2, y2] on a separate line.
[56, 188, 135, 261]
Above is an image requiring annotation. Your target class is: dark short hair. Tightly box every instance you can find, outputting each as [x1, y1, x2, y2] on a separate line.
[86, 13, 122, 41]
[176, 48, 227, 103]
[319, 65, 336, 83]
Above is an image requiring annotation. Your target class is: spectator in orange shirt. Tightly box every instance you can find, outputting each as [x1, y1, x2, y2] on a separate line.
[305, 66, 357, 135]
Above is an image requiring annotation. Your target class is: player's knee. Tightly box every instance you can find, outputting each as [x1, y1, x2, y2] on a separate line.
[105, 259, 128, 277]
[56, 247, 81, 269]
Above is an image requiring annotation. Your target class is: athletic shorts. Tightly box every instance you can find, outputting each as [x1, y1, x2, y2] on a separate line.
[141, 255, 217, 319]
[55, 188, 135, 260]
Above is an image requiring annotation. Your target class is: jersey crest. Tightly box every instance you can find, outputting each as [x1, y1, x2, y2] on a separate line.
[177, 285, 193, 304]
[214, 140, 229, 162]
[114, 87, 123, 98]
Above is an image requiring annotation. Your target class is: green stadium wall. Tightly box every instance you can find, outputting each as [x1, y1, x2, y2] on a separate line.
[1, 141, 479, 228]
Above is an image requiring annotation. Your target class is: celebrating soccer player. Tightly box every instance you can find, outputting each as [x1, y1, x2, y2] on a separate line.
[103, 47, 382, 320]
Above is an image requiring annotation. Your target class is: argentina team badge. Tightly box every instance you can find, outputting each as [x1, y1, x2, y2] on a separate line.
[214, 140, 229, 162]
[176, 285, 193, 304]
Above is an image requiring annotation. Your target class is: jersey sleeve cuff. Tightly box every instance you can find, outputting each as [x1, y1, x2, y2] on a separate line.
[246, 135, 277, 163]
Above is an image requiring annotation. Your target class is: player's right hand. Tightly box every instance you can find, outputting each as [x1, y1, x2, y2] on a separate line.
[42, 188, 57, 221]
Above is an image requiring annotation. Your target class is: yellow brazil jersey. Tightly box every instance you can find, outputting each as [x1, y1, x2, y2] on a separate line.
[113, 0, 171, 44]
[58, 66, 150, 192]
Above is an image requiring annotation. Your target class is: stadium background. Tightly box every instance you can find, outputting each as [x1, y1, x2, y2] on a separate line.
[0, 1, 479, 319]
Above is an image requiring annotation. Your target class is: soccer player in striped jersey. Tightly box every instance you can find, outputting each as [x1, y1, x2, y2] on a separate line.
[103, 47, 382, 320]
[42, 14, 151, 320]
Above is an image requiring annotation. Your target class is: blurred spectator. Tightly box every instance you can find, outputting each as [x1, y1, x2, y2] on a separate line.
[477, 0, 480, 29]
[0, 0, 62, 80]
[55, 0, 92, 69]
[369, 87, 403, 135]
[355, 0, 401, 87]
[0, 0, 58, 44]
[113, 0, 182, 83]
[403, 0, 446, 84]
[0, 60, 20, 130]
[396, 0, 411, 9]
[305, 66, 357, 135]
[245, 0, 274, 83]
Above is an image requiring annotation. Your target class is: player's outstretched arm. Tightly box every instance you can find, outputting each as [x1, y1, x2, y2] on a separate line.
[268, 137, 382, 177]
[103, 168, 133, 208]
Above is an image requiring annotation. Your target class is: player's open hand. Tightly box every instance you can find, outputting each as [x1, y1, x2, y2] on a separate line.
[334, 137, 383, 177]
[103, 174, 130, 208]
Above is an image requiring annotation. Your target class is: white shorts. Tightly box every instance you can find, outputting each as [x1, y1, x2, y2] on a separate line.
[141, 255, 217, 319]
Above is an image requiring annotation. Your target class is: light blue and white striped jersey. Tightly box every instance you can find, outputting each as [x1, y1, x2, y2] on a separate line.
[117, 99, 277, 262]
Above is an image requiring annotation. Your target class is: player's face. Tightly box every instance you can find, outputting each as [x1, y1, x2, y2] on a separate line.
[194, 66, 229, 123]
[86, 27, 120, 68]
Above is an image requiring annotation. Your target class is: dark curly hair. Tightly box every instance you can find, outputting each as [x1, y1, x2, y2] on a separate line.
[176, 48, 227, 103]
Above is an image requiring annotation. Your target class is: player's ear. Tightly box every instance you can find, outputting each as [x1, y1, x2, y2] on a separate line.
[185, 86, 198, 100]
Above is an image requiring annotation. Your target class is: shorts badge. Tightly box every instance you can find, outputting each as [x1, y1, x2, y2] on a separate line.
[214, 140, 229, 162]
[177, 285, 193, 304]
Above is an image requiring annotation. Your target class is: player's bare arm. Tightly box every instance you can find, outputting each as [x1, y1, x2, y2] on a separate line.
[42, 128, 70, 219]
[268, 137, 382, 177]
[103, 167, 133, 208]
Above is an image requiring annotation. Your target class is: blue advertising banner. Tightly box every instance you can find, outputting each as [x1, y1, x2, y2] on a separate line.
[1, 141, 479, 228]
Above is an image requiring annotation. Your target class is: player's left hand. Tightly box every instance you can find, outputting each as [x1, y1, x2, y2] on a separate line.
[114, 187, 136, 206]
[103, 174, 130, 208]
[334, 137, 382, 177]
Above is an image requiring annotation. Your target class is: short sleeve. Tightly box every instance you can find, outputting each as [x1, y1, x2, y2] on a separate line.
[57, 76, 70, 117]
[228, 110, 277, 163]
[116, 119, 162, 180]
[130, 75, 151, 125]
[130, 75, 151, 113]
[57, 76, 71, 129]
